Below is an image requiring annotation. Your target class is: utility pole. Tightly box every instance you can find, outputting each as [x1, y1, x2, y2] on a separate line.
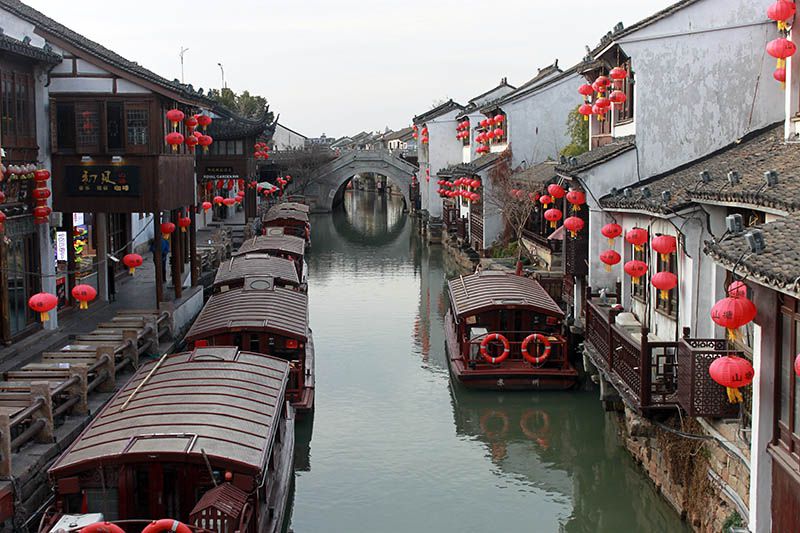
[179, 47, 189, 83]
[217, 62, 226, 89]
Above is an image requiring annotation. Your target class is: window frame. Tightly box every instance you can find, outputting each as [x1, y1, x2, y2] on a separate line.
[616, 59, 634, 124]
[631, 242, 649, 302]
[775, 295, 800, 463]
[0, 65, 36, 149]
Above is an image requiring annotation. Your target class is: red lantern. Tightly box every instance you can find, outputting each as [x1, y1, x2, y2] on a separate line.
[594, 76, 611, 91]
[184, 115, 198, 131]
[609, 90, 627, 106]
[197, 114, 213, 131]
[592, 104, 606, 118]
[493, 115, 504, 124]
[601, 223, 623, 245]
[544, 208, 563, 228]
[566, 190, 586, 211]
[547, 184, 565, 199]
[198, 135, 213, 153]
[578, 84, 594, 97]
[767, 38, 797, 69]
[202, 201, 212, 212]
[34, 169, 50, 184]
[625, 227, 649, 251]
[0, 191, 4, 203]
[223, 197, 236, 207]
[421, 136, 429, 144]
[493, 128, 504, 138]
[563, 216, 584, 238]
[166, 109, 185, 130]
[539, 194, 553, 208]
[71, 284, 97, 310]
[651, 271, 678, 300]
[599, 250, 621, 272]
[794, 353, 800, 377]
[32, 188, 51, 201]
[651, 234, 677, 261]
[709, 355, 754, 404]
[160, 222, 176, 239]
[486, 130, 496, 140]
[28, 292, 58, 322]
[609, 67, 628, 81]
[727, 281, 747, 298]
[768, 0, 797, 30]
[711, 295, 757, 341]
[471, 179, 481, 189]
[185, 135, 199, 151]
[775, 67, 787, 83]
[178, 216, 192, 232]
[595, 97, 611, 109]
[0, 210, 6, 233]
[123, 253, 143, 275]
[624, 260, 648, 284]
[165, 132, 184, 152]
[213, 195, 224, 205]
[578, 103, 593, 121]
[33, 205, 52, 219]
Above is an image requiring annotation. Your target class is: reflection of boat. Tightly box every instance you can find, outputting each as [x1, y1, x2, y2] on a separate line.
[294, 412, 314, 472]
[445, 271, 577, 390]
[39, 348, 295, 533]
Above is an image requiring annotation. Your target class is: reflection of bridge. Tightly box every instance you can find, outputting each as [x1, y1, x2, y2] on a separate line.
[305, 150, 418, 212]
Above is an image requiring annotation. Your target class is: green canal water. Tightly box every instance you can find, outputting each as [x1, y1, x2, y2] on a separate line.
[291, 190, 689, 533]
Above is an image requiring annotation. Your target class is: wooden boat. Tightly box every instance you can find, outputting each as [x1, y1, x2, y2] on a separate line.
[38, 347, 294, 533]
[263, 207, 310, 245]
[214, 253, 305, 292]
[234, 235, 307, 281]
[275, 201, 310, 214]
[185, 284, 315, 415]
[445, 271, 577, 390]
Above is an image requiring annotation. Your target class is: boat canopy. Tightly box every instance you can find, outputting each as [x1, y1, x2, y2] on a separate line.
[214, 254, 300, 288]
[49, 348, 290, 476]
[186, 285, 309, 342]
[271, 201, 310, 214]
[234, 235, 306, 257]
[263, 209, 309, 224]
[447, 271, 564, 319]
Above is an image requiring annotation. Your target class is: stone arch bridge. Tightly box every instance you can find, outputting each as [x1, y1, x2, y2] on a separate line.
[305, 150, 418, 212]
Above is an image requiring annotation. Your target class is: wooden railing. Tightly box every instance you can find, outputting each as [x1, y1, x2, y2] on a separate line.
[677, 332, 742, 418]
[522, 228, 562, 253]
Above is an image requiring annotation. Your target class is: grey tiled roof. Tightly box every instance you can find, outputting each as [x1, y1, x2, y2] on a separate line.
[512, 161, 560, 187]
[556, 136, 636, 177]
[436, 153, 501, 177]
[705, 216, 800, 295]
[599, 124, 799, 215]
[207, 107, 277, 141]
[0, 32, 61, 63]
[0, 0, 212, 104]
[413, 99, 465, 124]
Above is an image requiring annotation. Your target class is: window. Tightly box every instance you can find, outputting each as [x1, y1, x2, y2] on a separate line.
[631, 243, 648, 300]
[655, 252, 677, 316]
[56, 100, 149, 153]
[107, 102, 124, 151]
[0, 67, 36, 147]
[616, 59, 634, 123]
[126, 104, 149, 150]
[776, 296, 800, 460]
[56, 103, 76, 150]
[76, 102, 100, 152]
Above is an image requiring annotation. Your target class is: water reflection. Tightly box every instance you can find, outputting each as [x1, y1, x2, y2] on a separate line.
[292, 189, 687, 533]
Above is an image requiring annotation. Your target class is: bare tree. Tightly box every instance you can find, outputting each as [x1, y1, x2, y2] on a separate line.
[279, 147, 337, 195]
[485, 149, 537, 264]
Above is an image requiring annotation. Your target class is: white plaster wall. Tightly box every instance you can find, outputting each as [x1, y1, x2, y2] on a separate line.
[273, 124, 307, 151]
[49, 77, 114, 93]
[75, 60, 109, 76]
[131, 214, 155, 254]
[419, 110, 463, 217]
[115, 79, 151, 94]
[503, 73, 583, 169]
[469, 85, 515, 107]
[0, 7, 46, 46]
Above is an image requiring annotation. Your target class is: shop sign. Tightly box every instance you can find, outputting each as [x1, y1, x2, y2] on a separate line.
[65, 166, 141, 197]
[73, 213, 84, 226]
[56, 231, 68, 261]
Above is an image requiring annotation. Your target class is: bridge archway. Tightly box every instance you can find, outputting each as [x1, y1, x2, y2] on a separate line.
[307, 150, 418, 212]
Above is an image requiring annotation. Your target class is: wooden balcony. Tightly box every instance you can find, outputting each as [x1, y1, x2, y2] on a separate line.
[584, 290, 742, 417]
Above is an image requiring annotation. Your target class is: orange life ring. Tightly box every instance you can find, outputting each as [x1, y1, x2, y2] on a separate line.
[521, 333, 551, 364]
[141, 519, 192, 533]
[80, 523, 125, 533]
[480, 410, 510, 439]
[480, 333, 511, 364]
[520, 409, 550, 449]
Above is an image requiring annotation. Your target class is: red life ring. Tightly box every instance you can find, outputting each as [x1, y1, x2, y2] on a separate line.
[141, 519, 192, 533]
[521, 334, 551, 364]
[80, 523, 125, 533]
[480, 333, 510, 364]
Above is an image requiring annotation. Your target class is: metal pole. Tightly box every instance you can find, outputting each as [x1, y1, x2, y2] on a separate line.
[217, 62, 225, 89]
[179, 47, 189, 83]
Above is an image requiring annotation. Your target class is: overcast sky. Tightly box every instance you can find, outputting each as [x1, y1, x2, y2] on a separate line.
[25, 0, 676, 138]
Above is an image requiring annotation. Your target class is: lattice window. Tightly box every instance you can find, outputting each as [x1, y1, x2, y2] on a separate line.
[126, 106, 149, 146]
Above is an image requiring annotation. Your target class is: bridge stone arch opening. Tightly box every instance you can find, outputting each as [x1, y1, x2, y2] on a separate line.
[306, 150, 418, 212]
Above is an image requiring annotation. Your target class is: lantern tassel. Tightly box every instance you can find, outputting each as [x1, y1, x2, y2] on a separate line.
[726, 387, 743, 404]
[550, 221, 557, 229]
[727, 327, 741, 342]
[607, 238, 615, 246]
[79, 300, 88, 310]
[128, 267, 136, 276]
[633, 277, 640, 285]
[40, 311, 49, 322]
[572, 205, 581, 212]
[604, 264, 612, 273]
[660, 289, 668, 300]
[162, 233, 170, 240]
[635, 244, 643, 252]
[181, 227, 187, 233]
[660, 253, 668, 262]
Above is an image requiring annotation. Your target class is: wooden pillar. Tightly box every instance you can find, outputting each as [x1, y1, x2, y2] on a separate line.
[0, 229, 9, 342]
[190, 204, 199, 287]
[171, 209, 182, 299]
[152, 213, 164, 304]
[65, 213, 76, 303]
[95, 212, 109, 302]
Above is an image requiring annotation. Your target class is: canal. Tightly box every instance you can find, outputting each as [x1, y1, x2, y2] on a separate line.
[292, 189, 688, 532]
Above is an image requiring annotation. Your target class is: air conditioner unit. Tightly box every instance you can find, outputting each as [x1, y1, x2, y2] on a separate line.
[726, 214, 744, 234]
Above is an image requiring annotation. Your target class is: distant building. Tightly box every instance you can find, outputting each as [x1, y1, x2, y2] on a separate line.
[272, 123, 307, 151]
[304, 134, 336, 148]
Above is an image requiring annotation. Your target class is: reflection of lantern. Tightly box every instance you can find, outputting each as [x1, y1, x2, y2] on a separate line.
[624, 260, 648, 284]
[599, 250, 621, 272]
[29, 292, 58, 322]
[601, 223, 622, 245]
[563, 216, 584, 238]
[160, 222, 176, 239]
[651, 234, 677, 261]
[123, 253, 143, 275]
[709, 355, 754, 404]
[544, 208, 562, 228]
[651, 271, 678, 300]
[626, 227, 649, 251]
[71, 284, 97, 310]
[711, 295, 757, 341]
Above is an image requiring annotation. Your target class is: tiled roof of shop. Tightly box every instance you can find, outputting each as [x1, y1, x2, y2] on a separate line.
[705, 216, 800, 296]
[413, 99, 465, 124]
[207, 107, 277, 141]
[436, 153, 501, 177]
[512, 161, 560, 187]
[0, 0, 213, 104]
[556, 136, 636, 177]
[0, 32, 61, 63]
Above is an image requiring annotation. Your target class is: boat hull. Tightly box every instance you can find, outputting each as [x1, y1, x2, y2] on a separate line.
[261, 403, 295, 533]
[444, 310, 578, 391]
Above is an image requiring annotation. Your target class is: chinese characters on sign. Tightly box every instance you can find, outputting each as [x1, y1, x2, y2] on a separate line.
[65, 166, 141, 197]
